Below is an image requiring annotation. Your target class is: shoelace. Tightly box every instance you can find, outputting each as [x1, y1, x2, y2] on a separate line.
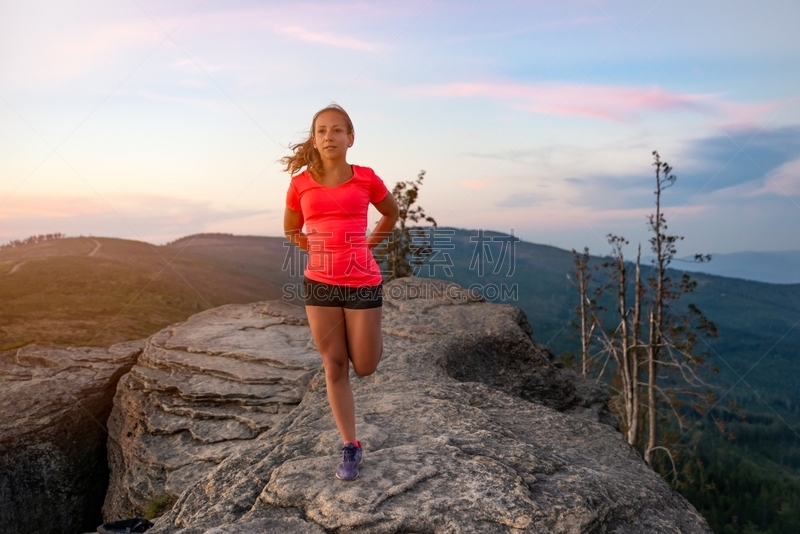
[341, 444, 358, 463]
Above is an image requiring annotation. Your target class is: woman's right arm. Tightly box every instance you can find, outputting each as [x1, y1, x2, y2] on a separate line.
[284, 207, 308, 250]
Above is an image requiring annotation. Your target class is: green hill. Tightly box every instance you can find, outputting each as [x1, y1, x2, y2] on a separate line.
[415, 228, 800, 419]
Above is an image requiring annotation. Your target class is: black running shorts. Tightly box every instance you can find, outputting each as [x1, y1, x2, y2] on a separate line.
[303, 276, 383, 309]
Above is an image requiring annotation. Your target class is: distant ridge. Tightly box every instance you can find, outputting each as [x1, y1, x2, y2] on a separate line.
[667, 249, 800, 284]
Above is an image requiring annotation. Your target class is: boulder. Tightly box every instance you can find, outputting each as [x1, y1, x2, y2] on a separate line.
[0, 340, 145, 534]
[144, 277, 710, 533]
[102, 301, 319, 521]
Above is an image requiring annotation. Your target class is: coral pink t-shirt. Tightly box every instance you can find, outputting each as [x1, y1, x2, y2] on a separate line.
[285, 165, 388, 287]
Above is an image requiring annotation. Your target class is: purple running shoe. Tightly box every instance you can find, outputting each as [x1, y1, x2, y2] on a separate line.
[336, 442, 362, 480]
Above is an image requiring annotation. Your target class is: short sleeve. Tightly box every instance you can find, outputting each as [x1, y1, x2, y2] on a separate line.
[368, 169, 388, 204]
[286, 181, 301, 212]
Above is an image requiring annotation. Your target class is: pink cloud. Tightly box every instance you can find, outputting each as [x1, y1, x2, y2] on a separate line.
[279, 26, 377, 51]
[0, 195, 107, 219]
[5, 3, 393, 84]
[410, 81, 715, 122]
[0, 193, 268, 244]
[715, 101, 784, 130]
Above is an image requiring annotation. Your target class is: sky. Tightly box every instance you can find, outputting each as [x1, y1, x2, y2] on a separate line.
[1, 0, 799, 256]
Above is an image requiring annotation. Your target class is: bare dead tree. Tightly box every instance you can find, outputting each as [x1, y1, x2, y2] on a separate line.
[631, 244, 644, 446]
[643, 151, 718, 468]
[569, 151, 718, 474]
[570, 247, 597, 378]
[598, 234, 644, 447]
[644, 150, 674, 466]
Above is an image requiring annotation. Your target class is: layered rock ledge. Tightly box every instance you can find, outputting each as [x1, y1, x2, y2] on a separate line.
[103, 300, 319, 521]
[0, 340, 145, 534]
[144, 277, 710, 534]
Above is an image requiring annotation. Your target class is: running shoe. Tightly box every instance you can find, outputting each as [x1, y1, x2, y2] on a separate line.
[336, 442, 362, 480]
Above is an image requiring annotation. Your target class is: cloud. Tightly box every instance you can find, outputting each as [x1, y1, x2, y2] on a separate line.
[444, 15, 613, 43]
[2, 19, 162, 83]
[278, 26, 377, 51]
[681, 126, 800, 195]
[715, 101, 783, 129]
[2, 3, 389, 85]
[407, 81, 713, 121]
[0, 193, 271, 244]
[756, 158, 800, 197]
[406, 81, 777, 124]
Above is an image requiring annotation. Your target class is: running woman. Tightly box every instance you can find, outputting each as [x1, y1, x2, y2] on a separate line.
[282, 104, 399, 480]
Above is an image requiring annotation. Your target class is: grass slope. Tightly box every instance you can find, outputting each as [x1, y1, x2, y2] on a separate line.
[0, 236, 285, 349]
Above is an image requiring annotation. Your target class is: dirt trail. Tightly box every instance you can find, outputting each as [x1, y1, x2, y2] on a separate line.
[9, 261, 26, 274]
[89, 238, 101, 257]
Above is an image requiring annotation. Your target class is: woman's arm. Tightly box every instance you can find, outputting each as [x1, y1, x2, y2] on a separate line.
[284, 207, 308, 250]
[366, 192, 400, 250]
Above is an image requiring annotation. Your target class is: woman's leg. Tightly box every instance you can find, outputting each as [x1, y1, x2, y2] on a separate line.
[342, 307, 383, 376]
[305, 305, 356, 443]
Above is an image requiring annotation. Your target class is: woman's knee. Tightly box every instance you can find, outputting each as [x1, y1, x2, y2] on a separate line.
[322, 353, 350, 381]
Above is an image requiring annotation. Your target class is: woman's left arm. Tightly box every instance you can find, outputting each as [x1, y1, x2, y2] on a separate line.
[366, 193, 399, 250]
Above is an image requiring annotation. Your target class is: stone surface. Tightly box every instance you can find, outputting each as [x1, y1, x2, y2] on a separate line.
[103, 300, 319, 521]
[144, 277, 711, 534]
[0, 340, 145, 534]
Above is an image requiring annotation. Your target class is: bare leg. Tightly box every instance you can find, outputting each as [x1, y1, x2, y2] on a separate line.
[306, 305, 356, 443]
[343, 307, 383, 376]
[306, 305, 384, 444]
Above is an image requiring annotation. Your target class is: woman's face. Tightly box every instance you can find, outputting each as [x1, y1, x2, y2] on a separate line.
[312, 111, 354, 161]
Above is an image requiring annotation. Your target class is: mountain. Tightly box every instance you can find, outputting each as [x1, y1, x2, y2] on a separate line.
[652, 249, 800, 285]
[0, 236, 285, 350]
[4, 230, 798, 532]
[157, 230, 800, 427]
[409, 228, 800, 422]
[7, 230, 796, 423]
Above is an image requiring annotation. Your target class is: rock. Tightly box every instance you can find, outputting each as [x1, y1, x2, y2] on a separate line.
[144, 277, 710, 533]
[0, 339, 145, 534]
[103, 301, 320, 522]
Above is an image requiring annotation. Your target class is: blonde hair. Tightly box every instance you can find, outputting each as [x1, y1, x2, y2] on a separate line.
[282, 104, 355, 179]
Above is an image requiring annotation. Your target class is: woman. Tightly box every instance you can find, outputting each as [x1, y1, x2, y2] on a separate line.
[283, 104, 399, 480]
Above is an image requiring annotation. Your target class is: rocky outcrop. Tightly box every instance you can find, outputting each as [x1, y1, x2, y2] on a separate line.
[103, 300, 320, 521]
[142, 277, 710, 533]
[0, 340, 145, 534]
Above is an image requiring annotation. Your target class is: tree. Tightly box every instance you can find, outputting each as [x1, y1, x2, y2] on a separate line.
[643, 150, 718, 468]
[571, 151, 718, 473]
[373, 170, 437, 281]
[570, 247, 598, 378]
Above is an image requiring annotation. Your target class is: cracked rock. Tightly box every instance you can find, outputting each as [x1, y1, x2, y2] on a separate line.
[0, 340, 145, 534]
[143, 277, 710, 534]
[102, 302, 318, 521]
